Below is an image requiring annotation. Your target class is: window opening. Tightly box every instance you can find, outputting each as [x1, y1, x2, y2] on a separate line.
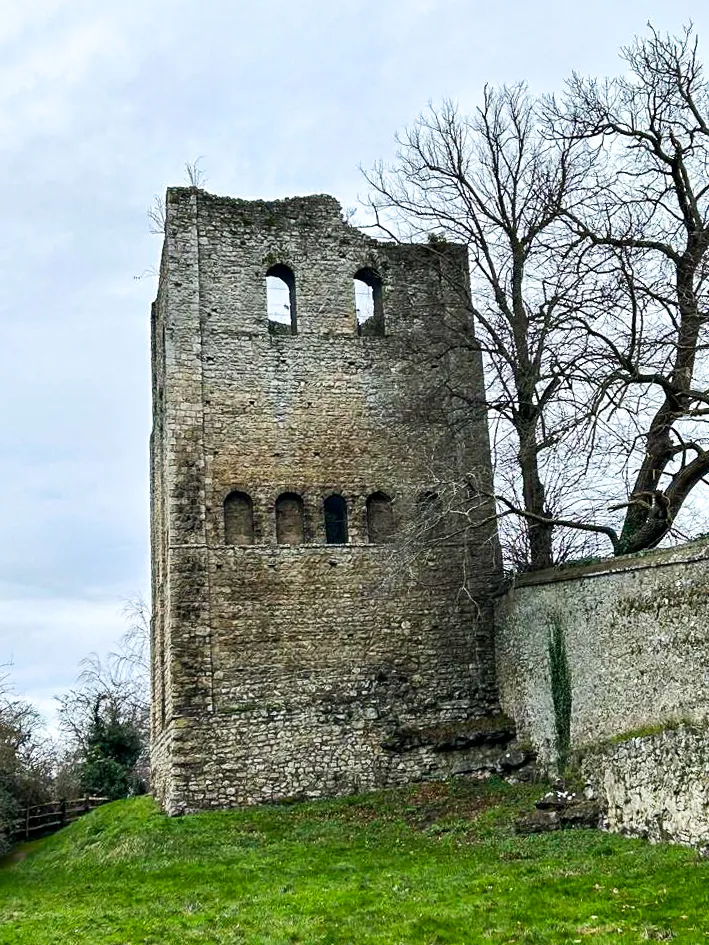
[266, 264, 297, 335]
[353, 267, 384, 336]
[366, 492, 395, 543]
[275, 492, 305, 545]
[224, 491, 254, 545]
[324, 494, 348, 544]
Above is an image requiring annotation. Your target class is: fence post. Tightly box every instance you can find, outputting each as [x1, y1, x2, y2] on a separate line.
[59, 799, 66, 828]
[24, 805, 29, 841]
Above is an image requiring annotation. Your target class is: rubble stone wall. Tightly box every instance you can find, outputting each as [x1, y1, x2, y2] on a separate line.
[580, 726, 709, 847]
[495, 540, 709, 845]
[151, 189, 502, 813]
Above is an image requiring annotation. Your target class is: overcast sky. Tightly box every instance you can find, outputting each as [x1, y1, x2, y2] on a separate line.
[3, 0, 709, 727]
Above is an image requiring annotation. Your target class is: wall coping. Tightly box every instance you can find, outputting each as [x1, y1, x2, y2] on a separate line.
[499, 536, 709, 592]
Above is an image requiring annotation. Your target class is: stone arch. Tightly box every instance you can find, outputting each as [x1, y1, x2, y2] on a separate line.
[275, 492, 305, 545]
[353, 266, 384, 336]
[324, 494, 348, 545]
[266, 263, 297, 335]
[224, 491, 254, 545]
[366, 492, 395, 543]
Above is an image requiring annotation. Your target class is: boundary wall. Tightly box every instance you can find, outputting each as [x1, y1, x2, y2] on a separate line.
[495, 539, 709, 846]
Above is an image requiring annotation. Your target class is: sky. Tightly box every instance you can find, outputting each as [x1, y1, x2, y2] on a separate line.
[2, 0, 709, 728]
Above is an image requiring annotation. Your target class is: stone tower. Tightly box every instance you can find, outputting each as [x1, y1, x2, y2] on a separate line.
[150, 188, 502, 814]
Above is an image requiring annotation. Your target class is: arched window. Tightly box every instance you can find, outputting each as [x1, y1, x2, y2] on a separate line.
[366, 492, 395, 543]
[324, 494, 348, 544]
[224, 491, 254, 545]
[266, 264, 297, 335]
[275, 492, 305, 545]
[353, 267, 384, 336]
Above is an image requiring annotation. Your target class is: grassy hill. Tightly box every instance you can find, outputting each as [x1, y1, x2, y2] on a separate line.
[0, 778, 708, 944]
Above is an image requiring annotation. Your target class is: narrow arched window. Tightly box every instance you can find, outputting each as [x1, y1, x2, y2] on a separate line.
[353, 267, 384, 336]
[224, 491, 254, 545]
[324, 494, 348, 544]
[266, 264, 297, 335]
[275, 492, 305, 545]
[366, 492, 395, 543]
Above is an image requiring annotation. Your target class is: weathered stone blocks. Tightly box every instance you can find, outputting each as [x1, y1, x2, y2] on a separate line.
[495, 539, 709, 846]
[150, 188, 501, 813]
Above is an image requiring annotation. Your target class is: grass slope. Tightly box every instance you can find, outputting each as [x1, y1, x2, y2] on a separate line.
[1, 779, 708, 944]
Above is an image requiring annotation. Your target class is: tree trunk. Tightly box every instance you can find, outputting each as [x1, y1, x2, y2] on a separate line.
[518, 419, 554, 569]
[618, 253, 702, 555]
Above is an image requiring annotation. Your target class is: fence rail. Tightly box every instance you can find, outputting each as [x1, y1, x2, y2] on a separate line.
[12, 796, 110, 842]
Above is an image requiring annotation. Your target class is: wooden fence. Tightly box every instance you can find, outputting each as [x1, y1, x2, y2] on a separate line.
[12, 796, 110, 842]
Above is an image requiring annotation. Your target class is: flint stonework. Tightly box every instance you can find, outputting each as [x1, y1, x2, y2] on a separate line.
[150, 188, 502, 814]
[495, 539, 709, 847]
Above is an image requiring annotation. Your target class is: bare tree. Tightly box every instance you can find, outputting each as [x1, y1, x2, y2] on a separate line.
[147, 195, 167, 235]
[147, 158, 208, 237]
[365, 86, 607, 569]
[548, 25, 709, 554]
[184, 156, 207, 190]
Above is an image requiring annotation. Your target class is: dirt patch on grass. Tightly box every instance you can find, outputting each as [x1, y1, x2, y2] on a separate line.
[0, 844, 32, 870]
[402, 780, 504, 828]
[326, 778, 521, 833]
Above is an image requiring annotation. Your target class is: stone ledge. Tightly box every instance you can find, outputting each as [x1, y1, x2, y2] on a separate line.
[497, 535, 709, 592]
[381, 713, 516, 753]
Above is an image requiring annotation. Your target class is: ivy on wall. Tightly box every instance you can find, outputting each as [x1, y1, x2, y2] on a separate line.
[548, 619, 572, 771]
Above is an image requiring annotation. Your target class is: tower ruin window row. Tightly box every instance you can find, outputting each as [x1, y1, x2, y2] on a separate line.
[265, 264, 385, 337]
[223, 490, 394, 546]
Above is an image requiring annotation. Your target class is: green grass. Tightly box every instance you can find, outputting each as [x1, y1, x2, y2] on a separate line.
[1, 778, 708, 943]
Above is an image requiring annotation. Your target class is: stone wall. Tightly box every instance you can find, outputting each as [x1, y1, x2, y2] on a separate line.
[580, 726, 709, 847]
[495, 539, 709, 845]
[151, 188, 503, 814]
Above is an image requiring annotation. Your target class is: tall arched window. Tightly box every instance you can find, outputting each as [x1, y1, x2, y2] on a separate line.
[366, 492, 395, 543]
[324, 494, 348, 544]
[224, 491, 254, 545]
[266, 264, 297, 335]
[275, 492, 305, 545]
[353, 267, 384, 336]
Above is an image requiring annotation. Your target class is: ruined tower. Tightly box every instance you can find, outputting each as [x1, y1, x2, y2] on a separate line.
[150, 188, 502, 813]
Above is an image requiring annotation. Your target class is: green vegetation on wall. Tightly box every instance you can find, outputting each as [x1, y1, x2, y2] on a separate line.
[548, 618, 572, 771]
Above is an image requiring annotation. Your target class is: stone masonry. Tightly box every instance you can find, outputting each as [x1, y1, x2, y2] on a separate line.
[150, 188, 503, 814]
[495, 539, 709, 846]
